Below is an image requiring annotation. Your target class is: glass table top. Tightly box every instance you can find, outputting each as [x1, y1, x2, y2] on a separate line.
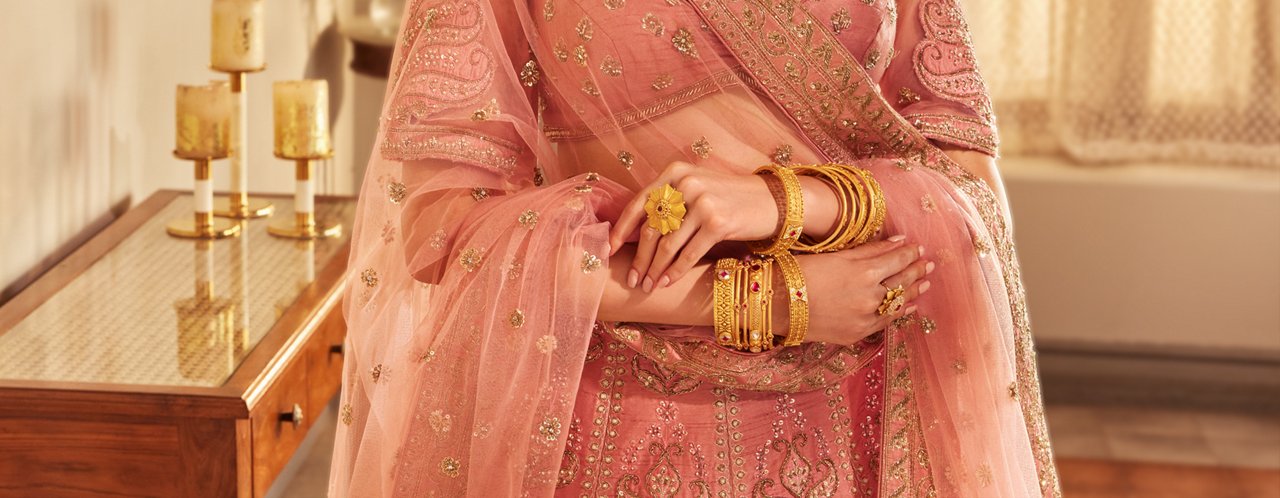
[0, 194, 355, 388]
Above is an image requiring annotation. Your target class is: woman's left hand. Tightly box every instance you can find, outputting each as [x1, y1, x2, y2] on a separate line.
[608, 161, 779, 292]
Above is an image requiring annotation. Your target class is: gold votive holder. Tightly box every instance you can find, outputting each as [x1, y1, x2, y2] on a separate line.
[211, 67, 274, 219]
[167, 152, 241, 239]
[267, 153, 342, 240]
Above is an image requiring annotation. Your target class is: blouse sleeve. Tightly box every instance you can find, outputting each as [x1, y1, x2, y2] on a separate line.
[882, 0, 999, 156]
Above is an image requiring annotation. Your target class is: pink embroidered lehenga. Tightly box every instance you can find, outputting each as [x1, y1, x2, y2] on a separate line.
[329, 0, 1061, 496]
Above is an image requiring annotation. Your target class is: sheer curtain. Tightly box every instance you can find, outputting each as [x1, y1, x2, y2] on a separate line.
[962, 0, 1278, 168]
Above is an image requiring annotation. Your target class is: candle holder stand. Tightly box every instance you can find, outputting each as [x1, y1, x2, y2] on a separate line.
[167, 153, 241, 239]
[212, 67, 274, 219]
[267, 155, 342, 239]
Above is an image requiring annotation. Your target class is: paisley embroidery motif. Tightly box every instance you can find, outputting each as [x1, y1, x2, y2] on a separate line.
[912, 0, 995, 124]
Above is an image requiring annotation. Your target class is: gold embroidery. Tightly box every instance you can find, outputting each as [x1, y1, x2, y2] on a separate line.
[360, 268, 379, 288]
[509, 309, 526, 329]
[585, 172, 601, 182]
[581, 79, 601, 96]
[542, 0, 554, 21]
[920, 194, 936, 213]
[439, 457, 461, 478]
[865, 49, 880, 70]
[921, 316, 937, 334]
[898, 87, 922, 105]
[641, 13, 665, 36]
[547, 69, 745, 140]
[599, 55, 622, 76]
[651, 73, 674, 90]
[1008, 382, 1019, 400]
[387, 181, 407, 204]
[772, 144, 793, 164]
[458, 247, 483, 272]
[576, 17, 594, 41]
[381, 132, 519, 173]
[340, 403, 353, 425]
[691, 136, 712, 158]
[370, 363, 384, 383]
[506, 261, 523, 281]
[553, 40, 569, 62]
[976, 463, 994, 487]
[470, 98, 499, 121]
[518, 209, 539, 229]
[573, 45, 589, 66]
[520, 58, 541, 87]
[538, 416, 563, 442]
[536, 335, 558, 354]
[429, 229, 447, 250]
[617, 150, 635, 169]
[671, 27, 699, 58]
[471, 187, 490, 201]
[830, 8, 852, 34]
[603, 0, 625, 10]
[952, 359, 967, 373]
[419, 350, 436, 362]
[581, 251, 602, 273]
[381, 220, 395, 244]
[429, 409, 452, 434]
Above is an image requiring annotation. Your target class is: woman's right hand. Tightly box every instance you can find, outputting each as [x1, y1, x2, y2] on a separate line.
[782, 235, 934, 346]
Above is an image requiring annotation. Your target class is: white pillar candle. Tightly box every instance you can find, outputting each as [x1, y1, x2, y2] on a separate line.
[195, 178, 215, 213]
[295, 178, 314, 214]
[230, 86, 249, 194]
[175, 82, 231, 158]
[211, 0, 265, 71]
[272, 80, 332, 159]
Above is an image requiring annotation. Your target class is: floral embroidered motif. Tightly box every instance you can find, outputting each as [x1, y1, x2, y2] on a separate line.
[520, 58, 540, 87]
[439, 457, 461, 478]
[603, 0, 625, 9]
[618, 150, 635, 168]
[536, 335, 558, 354]
[429, 409, 452, 434]
[360, 268, 379, 288]
[599, 55, 622, 76]
[509, 309, 526, 329]
[542, 0, 554, 21]
[977, 463, 995, 487]
[898, 87, 922, 105]
[921, 194, 937, 213]
[576, 17, 594, 41]
[506, 261, 523, 280]
[458, 247, 483, 272]
[830, 8, 852, 34]
[518, 209, 539, 229]
[921, 316, 938, 334]
[671, 28, 698, 58]
[573, 45, 589, 66]
[651, 73, 674, 90]
[553, 40, 569, 62]
[691, 136, 712, 158]
[581, 251, 602, 273]
[772, 144, 793, 164]
[470, 98, 499, 121]
[1008, 382, 1019, 400]
[381, 220, 396, 244]
[581, 79, 601, 96]
[471, 187, 490, 201]
[370, 363, 384, 383]
[913, 0, 996, 123]
[865, 48, 881, 70]
[386, 181, 406, 204]
[641, 13, 665, 36]
[538, 416, 563, 442]
[340, 403, 353, 425]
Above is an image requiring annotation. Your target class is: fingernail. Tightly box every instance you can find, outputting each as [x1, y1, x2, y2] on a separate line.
[642, 276, 654, 293]
[918, 245, 925, 256]
[627, 269, 639, 288]
[919, 280, 931, 293]
[925, 262, 936, 274]
[888, 234, 907, 242]
[658, 275, 670, 288]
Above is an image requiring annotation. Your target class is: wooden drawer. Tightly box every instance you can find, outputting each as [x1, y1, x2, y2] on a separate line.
[250, 350, 312, 498]
[307, 308, 347, 413]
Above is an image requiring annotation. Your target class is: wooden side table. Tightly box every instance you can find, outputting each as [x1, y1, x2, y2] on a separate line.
[0, 190, 355, 498]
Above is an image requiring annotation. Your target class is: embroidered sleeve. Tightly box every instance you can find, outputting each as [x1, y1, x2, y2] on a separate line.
[884, 0, 998, 156]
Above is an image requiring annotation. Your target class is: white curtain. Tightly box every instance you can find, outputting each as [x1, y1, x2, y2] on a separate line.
[962, 0, 1279, 168]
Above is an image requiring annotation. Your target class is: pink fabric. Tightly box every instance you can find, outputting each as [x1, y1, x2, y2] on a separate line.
[329, 0, 1060, 496]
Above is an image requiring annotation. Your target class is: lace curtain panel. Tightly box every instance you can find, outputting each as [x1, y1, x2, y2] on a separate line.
[962, 0, 1279, 168]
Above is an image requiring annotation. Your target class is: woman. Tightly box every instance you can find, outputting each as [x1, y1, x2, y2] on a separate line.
[330, 0, 1060, 496]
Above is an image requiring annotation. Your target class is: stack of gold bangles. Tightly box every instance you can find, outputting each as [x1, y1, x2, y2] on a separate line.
[705, 163, 890, 352]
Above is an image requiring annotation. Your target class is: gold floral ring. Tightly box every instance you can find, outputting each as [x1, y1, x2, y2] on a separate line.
[877, 284, 906, 316]
[644, 184, 687, 235]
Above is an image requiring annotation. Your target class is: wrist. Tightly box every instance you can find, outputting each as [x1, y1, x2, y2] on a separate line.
[797, 175, 841, 240]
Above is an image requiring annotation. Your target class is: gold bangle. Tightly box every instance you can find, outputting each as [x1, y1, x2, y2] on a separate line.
[743, 256, 774, 352]
[774, 251, 810, 347]
[792, 164, 858, 253]
[749, 164, 804, 256]
[712, 258, 741, 347]
[850, 168, 886, 245]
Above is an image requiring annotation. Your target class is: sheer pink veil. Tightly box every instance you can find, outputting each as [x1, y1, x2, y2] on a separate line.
[329, 0, 1060, 496]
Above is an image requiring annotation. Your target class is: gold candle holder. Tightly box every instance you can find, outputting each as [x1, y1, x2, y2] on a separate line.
[268, 80, 341, 239]
[212, 69, 275, 219]
[169, 82, 240, 239]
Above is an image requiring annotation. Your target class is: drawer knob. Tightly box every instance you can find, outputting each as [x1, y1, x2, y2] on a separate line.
[279, 403, 304, 428]
[329, 344, 344, 355]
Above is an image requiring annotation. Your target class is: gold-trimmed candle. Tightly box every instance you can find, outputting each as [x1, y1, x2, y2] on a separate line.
[175, 82, 231, 159]
[211, 0, 265, 71]
[272, 80, 332, 159]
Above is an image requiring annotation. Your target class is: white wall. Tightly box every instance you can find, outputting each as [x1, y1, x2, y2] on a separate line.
[0, 0, 387, 298]
[1004, 157, 1280, 357]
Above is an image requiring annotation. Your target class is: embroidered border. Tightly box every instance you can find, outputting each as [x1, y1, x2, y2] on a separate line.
[904, 113, 999, 156]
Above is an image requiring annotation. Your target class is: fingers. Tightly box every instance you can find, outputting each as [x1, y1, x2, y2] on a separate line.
[642, 218, 701, 291]
[881, 259, 934, 291]
[629, 226, 661, 289]
[658, 227, 719, 287]
[608, 191, 651, 256]
[842, 234, 908, 259]
[869, 278, 931, 331]
[866, 243, 925, 281]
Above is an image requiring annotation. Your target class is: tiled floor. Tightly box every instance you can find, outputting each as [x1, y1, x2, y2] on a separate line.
[276, 400, 1280, 497]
